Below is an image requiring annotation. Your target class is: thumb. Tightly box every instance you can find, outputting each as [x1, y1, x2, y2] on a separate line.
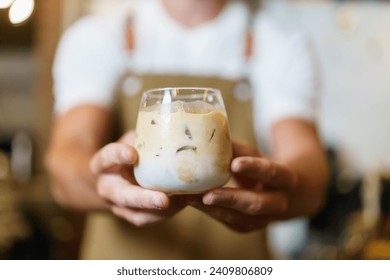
[118, 130, 137, 145]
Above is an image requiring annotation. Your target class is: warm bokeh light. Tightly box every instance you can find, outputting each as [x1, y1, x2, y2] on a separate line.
[9, 0, 34, 25]
[0, 0, 14, 9]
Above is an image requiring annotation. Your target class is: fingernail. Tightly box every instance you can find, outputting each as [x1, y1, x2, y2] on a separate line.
[120, 148, 131, 162]
[203, 192, 218, 205]
[231, 160, 242, 172]
[152, 194, 168, 209]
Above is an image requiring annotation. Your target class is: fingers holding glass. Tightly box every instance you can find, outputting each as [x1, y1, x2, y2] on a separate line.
[231, 157, 298, 191]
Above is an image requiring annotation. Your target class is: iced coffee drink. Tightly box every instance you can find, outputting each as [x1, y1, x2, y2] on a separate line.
[134, 88, 232, 194]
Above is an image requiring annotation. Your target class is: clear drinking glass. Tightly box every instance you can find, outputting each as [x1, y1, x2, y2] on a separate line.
[134, 87, 232, 194]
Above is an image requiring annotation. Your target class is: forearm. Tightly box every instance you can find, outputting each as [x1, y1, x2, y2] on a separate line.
[46, 147, 110, 211]
[46, 105, 112, 211]
[278, 149, 328, 219]
[271, 119, 329, 219]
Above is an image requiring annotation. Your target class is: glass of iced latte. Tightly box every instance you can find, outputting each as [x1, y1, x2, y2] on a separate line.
[134, 88, 232, 194]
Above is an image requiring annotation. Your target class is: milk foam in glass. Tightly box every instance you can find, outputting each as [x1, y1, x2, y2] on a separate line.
[134, 88, 232, 194]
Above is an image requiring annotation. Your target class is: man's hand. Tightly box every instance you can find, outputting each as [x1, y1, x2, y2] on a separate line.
[189, 141, 298, 232]
[90, 131, 186, 227]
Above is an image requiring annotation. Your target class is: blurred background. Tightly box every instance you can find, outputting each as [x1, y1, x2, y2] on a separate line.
[0, 0, 389, 260]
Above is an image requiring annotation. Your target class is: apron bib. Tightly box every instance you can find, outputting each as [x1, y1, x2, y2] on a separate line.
[80, 73, 269, 260]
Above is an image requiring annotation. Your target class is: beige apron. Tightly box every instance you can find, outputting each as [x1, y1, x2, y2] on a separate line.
[80, 72, 269, 260]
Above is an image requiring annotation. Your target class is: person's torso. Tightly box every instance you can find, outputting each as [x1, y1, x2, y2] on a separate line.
[81, 0, 269, 260]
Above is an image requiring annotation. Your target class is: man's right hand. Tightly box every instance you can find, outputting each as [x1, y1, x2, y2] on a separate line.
[90, 131, 186, 227]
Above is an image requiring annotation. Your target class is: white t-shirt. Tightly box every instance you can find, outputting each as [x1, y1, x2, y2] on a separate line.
[53, 0, 319, 144]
